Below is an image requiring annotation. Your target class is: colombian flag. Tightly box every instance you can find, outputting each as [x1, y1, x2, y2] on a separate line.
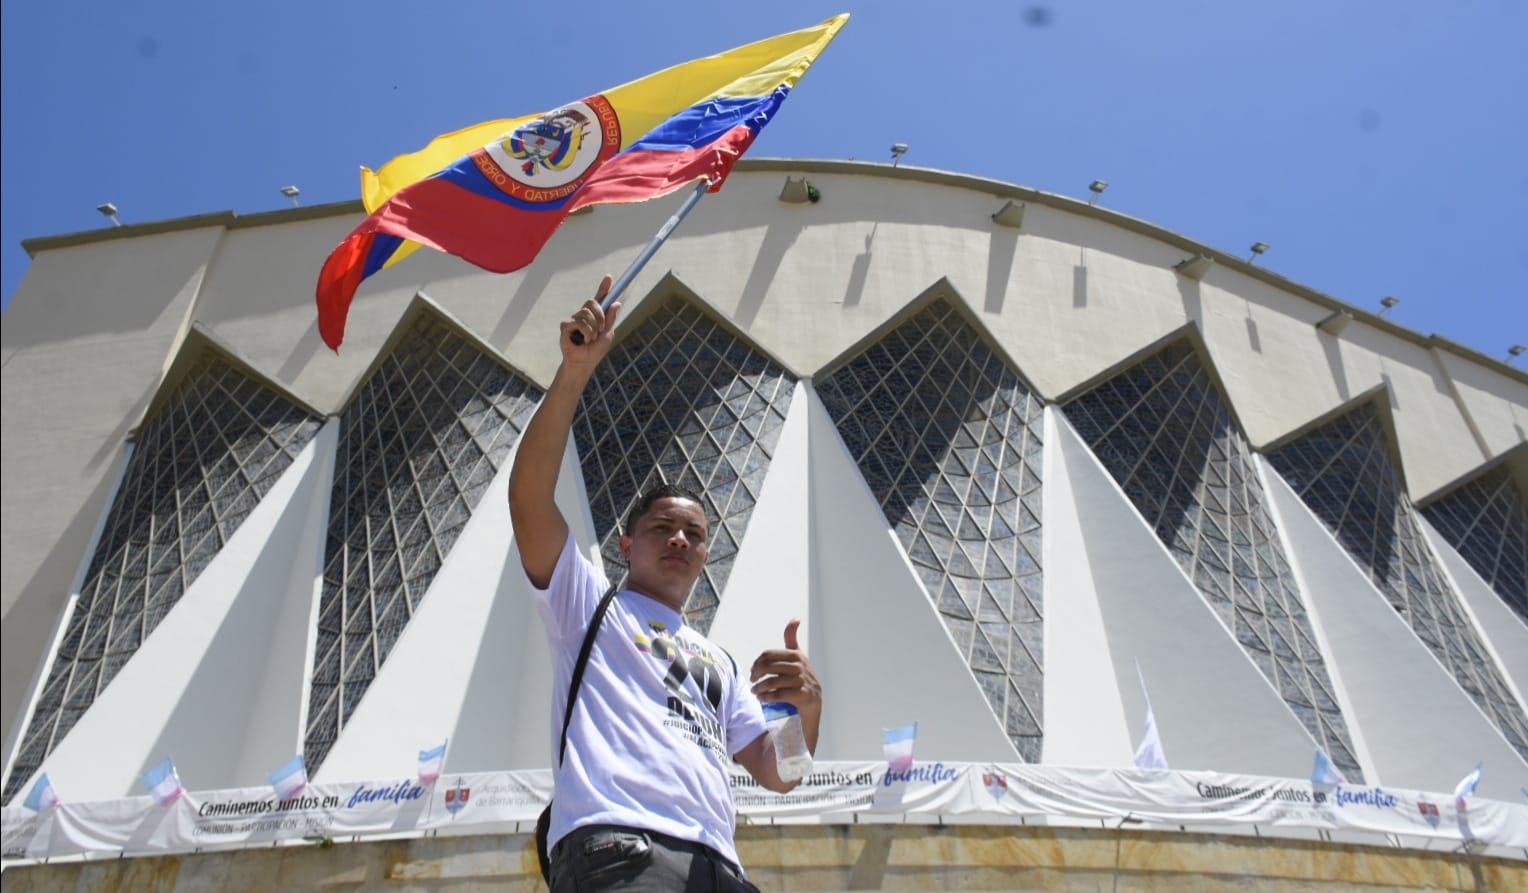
[317, 14, 849, 351]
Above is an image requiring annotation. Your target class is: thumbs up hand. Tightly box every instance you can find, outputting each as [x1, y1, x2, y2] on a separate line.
[750, 619, 822, 717]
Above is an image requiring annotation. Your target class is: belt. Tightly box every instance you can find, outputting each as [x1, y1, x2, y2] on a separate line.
[552, 822, 739, 874]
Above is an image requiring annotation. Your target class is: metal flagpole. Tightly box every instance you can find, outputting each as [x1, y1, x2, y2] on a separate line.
[568, 178, 710, 344]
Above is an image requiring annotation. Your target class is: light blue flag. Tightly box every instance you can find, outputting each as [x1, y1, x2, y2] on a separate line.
[1453, 762, 1482, 811]
[1311, 749, 1347, 786]
[268, 754, 308, 801]
[418, 741, 447, 783]
[1133, 663, 1169, 770]
[23, 773, 61, 812]
[883, 723, 917, 772]
[141, 757, 184, 807]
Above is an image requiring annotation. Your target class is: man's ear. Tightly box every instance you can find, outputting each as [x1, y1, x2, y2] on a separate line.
[618, 534, 633, 559]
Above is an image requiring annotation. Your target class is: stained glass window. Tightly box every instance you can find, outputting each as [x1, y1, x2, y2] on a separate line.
[1065, 342, 1364, 779]
[1422, 465, 1528, 621]
[4, 354, 321, 802]
[304, 316, 539, 772]
[1269, 403, 1528, 761]
[573, 296, 796, 632]
[817, 299, 1046, 761]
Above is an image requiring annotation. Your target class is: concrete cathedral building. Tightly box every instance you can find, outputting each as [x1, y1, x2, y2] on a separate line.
[2, 159, 1527, 885]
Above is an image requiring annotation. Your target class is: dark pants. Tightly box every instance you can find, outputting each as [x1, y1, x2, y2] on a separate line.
[549, 824, 761, 892]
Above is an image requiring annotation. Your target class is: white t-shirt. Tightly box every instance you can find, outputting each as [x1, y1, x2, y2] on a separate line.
[530, 532, 768, 867]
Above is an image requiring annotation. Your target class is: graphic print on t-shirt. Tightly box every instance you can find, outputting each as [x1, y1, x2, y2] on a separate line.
[635, 621, 728, 757]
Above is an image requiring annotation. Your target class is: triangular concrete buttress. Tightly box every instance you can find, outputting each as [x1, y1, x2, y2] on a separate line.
[314, 436, 598, 781]
[1261, 456, 1528, 798]
[1417, 516, 1528, 702]
[1053, 412, 1316, 777]
[1040, 406, 1133, 767]
[796, 386, 1018, 762]
[708, 382, 812, 692]
[18, 420, 339, 798]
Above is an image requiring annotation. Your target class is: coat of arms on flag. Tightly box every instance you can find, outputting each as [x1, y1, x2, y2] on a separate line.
[982, 771, 1008, 801]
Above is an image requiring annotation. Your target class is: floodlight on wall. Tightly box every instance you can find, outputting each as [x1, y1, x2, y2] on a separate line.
[1379, 296, 1399, 316]
[280, 185, 301, 207]
[779, 177, 820, 204]
[97, 203, 121, 227]
[1315, 309, 1353, 335]
[1248, 242, 1269, 263]
[1507, 344, 1524, 363]
[890, 143, 909, 167]
[1087, 179, 1108, 206]
[1174, 254, 1214, 280]
[991, 200, 1026, 228]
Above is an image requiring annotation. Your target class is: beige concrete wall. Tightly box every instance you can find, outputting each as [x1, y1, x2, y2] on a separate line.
[1427, 349, 1528, 495]
[116, 163, 1521, 491]
[2, 825, 1521, 891]
[1, 226, 224, 753]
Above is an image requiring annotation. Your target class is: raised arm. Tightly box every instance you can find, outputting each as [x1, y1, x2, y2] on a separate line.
[508, 275, 619, 588]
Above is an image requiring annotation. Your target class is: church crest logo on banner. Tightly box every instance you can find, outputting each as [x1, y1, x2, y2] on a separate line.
[983, 771, 1008, 801]
[445, 780, 471, 817]
[1417, 799, 1440, 828]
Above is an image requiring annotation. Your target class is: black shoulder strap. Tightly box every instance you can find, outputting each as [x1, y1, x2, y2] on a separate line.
[557, 583, 619, 766]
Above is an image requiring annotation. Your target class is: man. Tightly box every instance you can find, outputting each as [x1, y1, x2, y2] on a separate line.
[508, 276, 823, 892]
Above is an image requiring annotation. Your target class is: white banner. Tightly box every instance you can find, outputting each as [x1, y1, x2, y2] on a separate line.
[5, 762, 1526, 860]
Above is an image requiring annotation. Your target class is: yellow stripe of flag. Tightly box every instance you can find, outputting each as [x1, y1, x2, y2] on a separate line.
[359, 14, 848, 269]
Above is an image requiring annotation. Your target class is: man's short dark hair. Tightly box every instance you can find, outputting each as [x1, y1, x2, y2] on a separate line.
[623, 483, 709, 534]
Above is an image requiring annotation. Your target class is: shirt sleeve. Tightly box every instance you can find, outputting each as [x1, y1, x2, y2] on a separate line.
[725, 664, 770, 758]
[526, 530, 611, 644]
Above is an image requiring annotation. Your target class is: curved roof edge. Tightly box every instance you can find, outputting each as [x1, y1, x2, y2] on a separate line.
[19, 158, 1526, 385]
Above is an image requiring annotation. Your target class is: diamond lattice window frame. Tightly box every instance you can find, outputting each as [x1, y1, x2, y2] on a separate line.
[571, 290, 798, 633]
[302, 310, 542, 773]
[1420, 461, 1528, 621]
[1267, 399, 1528, 761]
[816, 294, 1047, 762]
[3, 343, 323, 803]
[1062, 337, 1366, 780]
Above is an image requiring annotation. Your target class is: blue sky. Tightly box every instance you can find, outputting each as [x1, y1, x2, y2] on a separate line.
[3, 1, 1524, 364]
